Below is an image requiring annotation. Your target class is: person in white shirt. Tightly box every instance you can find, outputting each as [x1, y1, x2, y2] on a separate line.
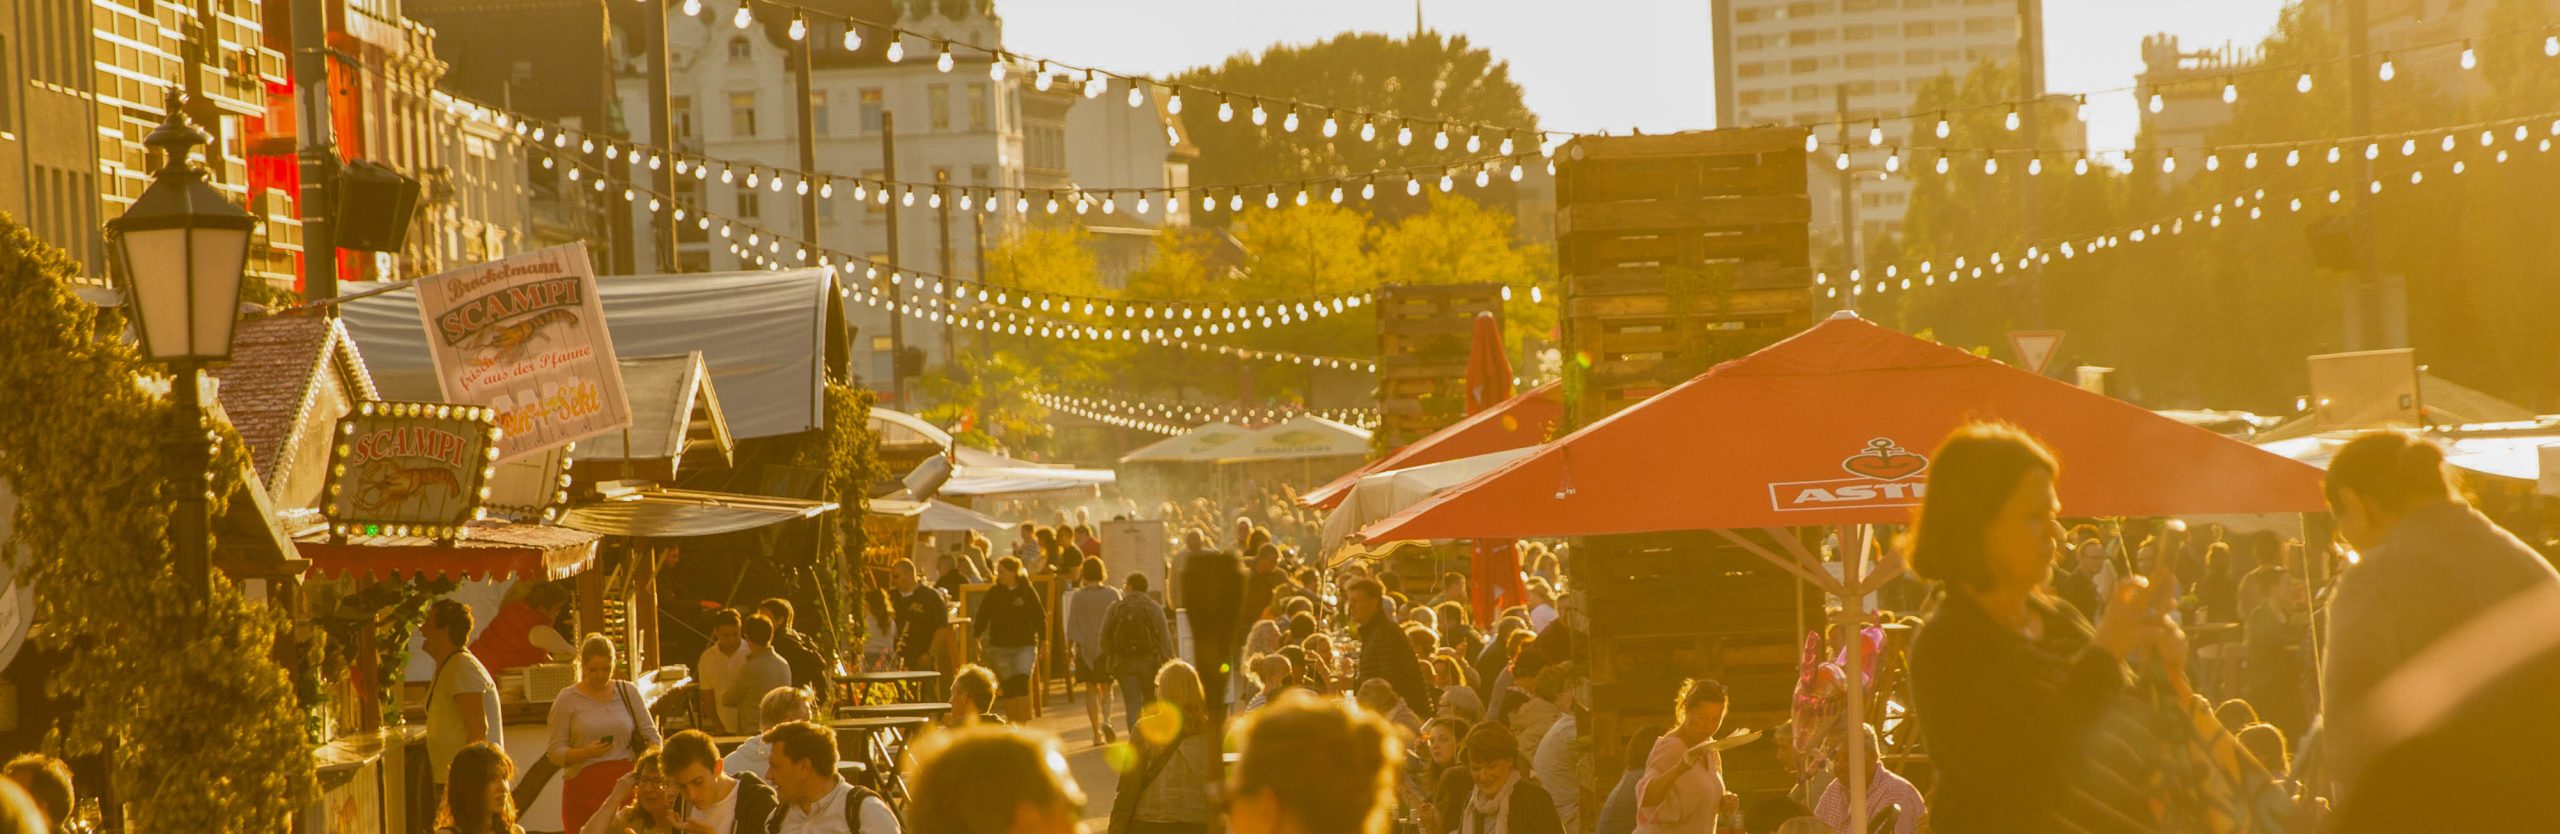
[768, 720, 899, 834]
[663, 729, 778, 834]
[905, 726, 1084, 834]
[423, 599, 503, 788]
[1524, 578, 1560, 633]
[697, 609, 749, 734]
[725, 686, 815, 779]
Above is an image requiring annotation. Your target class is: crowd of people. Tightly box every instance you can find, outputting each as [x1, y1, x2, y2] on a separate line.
[365, 422, 2560, 834]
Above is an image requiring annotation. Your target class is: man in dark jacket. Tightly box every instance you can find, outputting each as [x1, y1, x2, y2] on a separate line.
[757, 597, 831, 690]
[1346, 577, 1436, 715]
[890, 560, 951, 673]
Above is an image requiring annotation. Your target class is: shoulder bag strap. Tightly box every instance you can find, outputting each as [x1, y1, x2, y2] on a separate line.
[616, 680, 652, 757]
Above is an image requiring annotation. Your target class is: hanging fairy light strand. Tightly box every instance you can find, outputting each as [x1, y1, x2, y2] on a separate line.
[1822, 127, 2547, 299]
[1035, 392, 1379, 428]
[1809, 108, 2560, 182]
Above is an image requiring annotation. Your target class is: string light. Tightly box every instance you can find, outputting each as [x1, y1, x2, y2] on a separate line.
[731, 3, 752, 27]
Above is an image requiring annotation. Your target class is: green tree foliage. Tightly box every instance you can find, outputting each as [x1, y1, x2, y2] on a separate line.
[0, 215, 314, 829]
[1174, 32, 1541, 187]
[1878, 1, 2560, 410]
[917, 350, 1054, 455]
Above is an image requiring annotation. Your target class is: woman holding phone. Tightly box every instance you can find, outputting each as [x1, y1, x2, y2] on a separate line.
[1905, 423, 2188, 833]
[1631, 678, 1738, 834]
[548, 634, 665, 831]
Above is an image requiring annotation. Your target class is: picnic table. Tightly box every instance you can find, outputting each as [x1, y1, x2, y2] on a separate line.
[834, 701, 954, 722]
[831, 714, 937, 808]
[830, 669, 945, 707]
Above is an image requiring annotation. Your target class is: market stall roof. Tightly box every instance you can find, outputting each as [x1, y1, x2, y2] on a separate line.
[337, 268, 842, 440]
[1363, 312, 2331, 542]
[557, 487, 837, 538]
[572, 353, 734, 484]
[2255, 371, 2538, 441]
[870, 497, 1017, 534]
[2257, 422, 2560, 496]
[209, 311, 379, 495]
[941, 447, 1117, 498]
[1300, 383, 1562, 510]
[1211, 415, 1374, 464]
[871, 409, 954, 450]
[1119, 423, 1254, 465]
[296, 521, 600, 582]
[1320, 448, 1536, 547]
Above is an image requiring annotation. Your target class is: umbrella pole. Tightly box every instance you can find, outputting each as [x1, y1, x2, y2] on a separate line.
[1840, 526, 1871, 834]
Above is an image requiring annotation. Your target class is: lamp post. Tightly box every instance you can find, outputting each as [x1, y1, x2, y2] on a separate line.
[107, 91, 254, 603]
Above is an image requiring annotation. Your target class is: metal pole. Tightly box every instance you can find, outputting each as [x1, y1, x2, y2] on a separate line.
[1840, 525, 1869, 834]
[172, 364, 211, 603]
[291, 0, 338, 302]
[883, 111, 908, 405]
[937, 168, 956, 363]
[2344, 0, 2392, 349]
[647, 1, 678, 271]
[794, 33, 820, 252]
[973, 201, 989, 356]
[1834, 85, 1859, 311]
[2015, 0, 2044, 327]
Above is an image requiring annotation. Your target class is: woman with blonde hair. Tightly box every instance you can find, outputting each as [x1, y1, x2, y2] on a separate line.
[547, 634, 663, 830]
[1114, 660, 1219, 834]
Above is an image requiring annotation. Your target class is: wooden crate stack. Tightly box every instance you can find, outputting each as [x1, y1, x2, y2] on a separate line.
[1556, 128, 1814, 426]
[1577, 530, 1823, 806]
[1372, 283, 1506, 448]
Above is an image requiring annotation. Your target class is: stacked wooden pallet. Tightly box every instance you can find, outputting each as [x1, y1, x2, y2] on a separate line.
[1555, 128, 1814, 426]
[1578, 530, 1822, 803]
[1372, 283, 1506, 449]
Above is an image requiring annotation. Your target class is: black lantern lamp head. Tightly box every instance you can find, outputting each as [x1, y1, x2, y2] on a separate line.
[107, 89, 256, 364]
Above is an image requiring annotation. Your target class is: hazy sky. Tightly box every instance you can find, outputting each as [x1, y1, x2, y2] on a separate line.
[1000, 0, 2291, 153]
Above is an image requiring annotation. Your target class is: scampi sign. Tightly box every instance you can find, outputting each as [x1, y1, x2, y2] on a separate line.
[1769, 437, 1932, 512]
[414, 243, 631, 461]
[322, 402, 504, 541]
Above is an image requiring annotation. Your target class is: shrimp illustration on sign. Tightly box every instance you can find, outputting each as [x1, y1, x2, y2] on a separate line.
[354, 460, 464, 513]
[464, 309, 580, 367]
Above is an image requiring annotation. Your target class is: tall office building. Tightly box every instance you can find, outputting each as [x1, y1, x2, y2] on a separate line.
[1711, 0, 2048, 249]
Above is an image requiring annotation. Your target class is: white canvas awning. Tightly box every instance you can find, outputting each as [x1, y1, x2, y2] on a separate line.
[1323, 448, 1535, 547]
[1211, 415, 1372, 464]
[1119, 422, 1254, 465]
[339, 269, 841, 440]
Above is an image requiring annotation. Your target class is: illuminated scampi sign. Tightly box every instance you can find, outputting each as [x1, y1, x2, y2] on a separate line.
[322, 401, 503, 541]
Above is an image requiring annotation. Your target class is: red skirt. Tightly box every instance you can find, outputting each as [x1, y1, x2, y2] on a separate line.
[562, 758, 633, 830]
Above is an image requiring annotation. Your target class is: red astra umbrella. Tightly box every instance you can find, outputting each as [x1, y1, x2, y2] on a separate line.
[1363, 313, 2328, 543]
[1298, 383, 1562, 511]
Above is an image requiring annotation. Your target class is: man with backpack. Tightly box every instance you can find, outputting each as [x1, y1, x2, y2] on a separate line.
[1099, 572, 1175, 737]
[765, 720, 897, 834]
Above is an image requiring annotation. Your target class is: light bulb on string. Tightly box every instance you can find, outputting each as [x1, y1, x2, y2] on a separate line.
[1136, 196, 1151, 215]
[1127, 81, 1145, 108]
[2439, 135, 2455, 152]
[841, 24, 861, 51]
[2027, 155, 2042, 176]
[787, 13, 806, 40]
[1934, 113, 1950, 139]
[2005, 107, 2021, 131]
[1434, 127, 1450, 150]
[1509, 163, 1524, 182]
[1405, 178, 1423, 196]
[1166, 91, 1183, 114]
[1359, 119, 1377, 142]
[885, 38, 904, 62]
[2548, 35, 2560, 57]
[1438, 173, 1456, 192]
[2147, 91, 2163, 114]
[989, 55, 1006, 81]
[1884, 152, 1901, 174]
[2073, 156, 2090, 176]
[2074, 96, 2089, 122]
[1249, 102, 1268, 125]
[1321, 113, 1338, 137]
[1361, 179, 1377, 200]
[2378, 56, 2396, 81]
[1397, 123, 1414, 147]
[1216, 96, 1232, 122]
[2297, 72, 2314, 93]
[2223, 79, 2238, 104]
[680, 0, 701, 15]
[1282, 106, 1300, 133]
[730, 3, 751, 28]
[1083, 71, 1106, 99]
[1933, 153, 1949, 175]
[1867, 121, 1884, 146]
[2461, 42, 2477, 70]
[1465, 130, 1483, 153]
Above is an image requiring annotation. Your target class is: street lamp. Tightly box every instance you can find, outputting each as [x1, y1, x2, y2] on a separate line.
[106, 90, 254, 602]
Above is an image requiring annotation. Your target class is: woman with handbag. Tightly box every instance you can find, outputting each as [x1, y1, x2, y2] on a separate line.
[548, 634, 665, 831]
[1112, 660, 1217, 834]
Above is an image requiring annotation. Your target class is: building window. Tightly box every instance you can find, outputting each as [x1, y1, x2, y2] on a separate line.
[966, 82, 990, 131]
[672, 95, 695, 139]
[928, 84, 951, 130]
[1903, 21, 1935, 37]
[1735, 35, 1765, 50]
[1966, 16, 2013, 35]
[860, 88, 884, 132]
[729, 92, 757, 138]
[728, 38, 752, 61]
[812, 91, 831, 136]
[970, 165, 990, 186]
[1843, 24, 1874, 41]
[736, 189, 760, 218]
[1790, 57, 1818, 74]
[1737, 63, 1768, 79]
[1846, 52, 1876, 69]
